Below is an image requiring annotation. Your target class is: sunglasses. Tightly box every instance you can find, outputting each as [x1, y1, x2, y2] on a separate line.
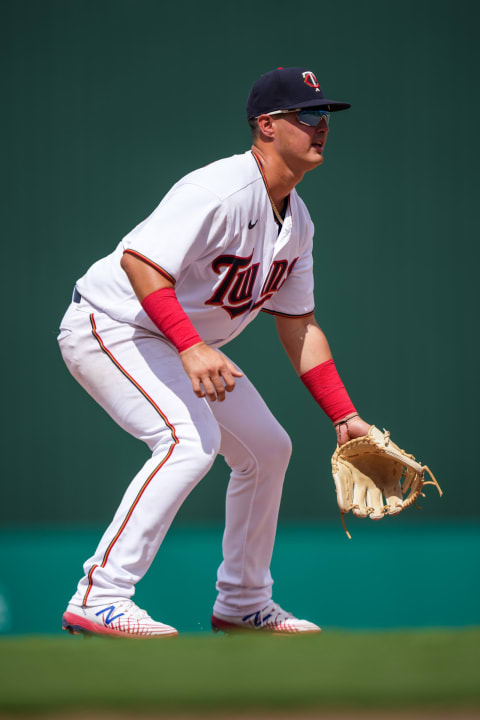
[265, 108, 330, 127]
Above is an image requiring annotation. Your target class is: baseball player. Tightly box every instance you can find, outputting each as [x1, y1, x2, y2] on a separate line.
[59, 67, 370, 637]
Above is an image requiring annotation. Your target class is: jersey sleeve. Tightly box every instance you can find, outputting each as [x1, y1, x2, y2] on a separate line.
[262, 219, 315, 318]
[122, 183, 228, 282]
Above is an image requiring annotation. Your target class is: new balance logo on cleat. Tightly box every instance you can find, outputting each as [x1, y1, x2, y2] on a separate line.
[95, 605, 125, 625]
[62, 599, 178, 638]
[211, 601, 321, 634]
[242, 610, 272, 627]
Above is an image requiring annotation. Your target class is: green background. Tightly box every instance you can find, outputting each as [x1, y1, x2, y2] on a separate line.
[1, 0, 478, 636]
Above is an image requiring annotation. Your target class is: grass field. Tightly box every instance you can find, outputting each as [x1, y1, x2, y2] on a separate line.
[0, 628, 479, 717]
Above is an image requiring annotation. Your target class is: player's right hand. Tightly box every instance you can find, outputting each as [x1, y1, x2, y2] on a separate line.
[179, 343, 243, 402]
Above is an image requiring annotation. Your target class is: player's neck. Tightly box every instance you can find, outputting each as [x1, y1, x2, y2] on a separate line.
[251, 144, 305, 208]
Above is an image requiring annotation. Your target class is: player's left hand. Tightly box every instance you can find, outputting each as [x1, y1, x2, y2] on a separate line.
[335, 415, 371, 446]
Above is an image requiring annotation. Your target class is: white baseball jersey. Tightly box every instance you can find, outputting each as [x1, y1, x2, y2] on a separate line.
[76, 150, 315, 348]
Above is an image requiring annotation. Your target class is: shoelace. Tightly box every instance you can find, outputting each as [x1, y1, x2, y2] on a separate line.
[114, 599, 151, 622]
[260, 602, 293, 624]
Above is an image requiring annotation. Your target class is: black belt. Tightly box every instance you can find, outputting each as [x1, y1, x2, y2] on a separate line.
[73, 288, 82, 303]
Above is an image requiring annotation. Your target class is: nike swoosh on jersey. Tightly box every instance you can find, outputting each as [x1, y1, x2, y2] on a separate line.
[248, 219, 258, 229]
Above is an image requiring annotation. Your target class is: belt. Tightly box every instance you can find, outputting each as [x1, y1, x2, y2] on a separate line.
[73, 288, 82, 303]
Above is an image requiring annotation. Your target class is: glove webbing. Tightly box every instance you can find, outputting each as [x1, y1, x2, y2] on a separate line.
[337, 441, 442, 539]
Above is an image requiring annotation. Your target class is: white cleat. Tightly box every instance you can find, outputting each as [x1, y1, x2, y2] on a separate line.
[62, 599, 178, 638]
[211, 601, 321, 634]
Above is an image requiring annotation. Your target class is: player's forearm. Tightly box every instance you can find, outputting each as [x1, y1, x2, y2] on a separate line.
[120, 249, 241, 402]
[276, 314, 357, 426]
[120, 250, 174, 301]
[275, 314, 332, 376]
[120, 250, 203, 352]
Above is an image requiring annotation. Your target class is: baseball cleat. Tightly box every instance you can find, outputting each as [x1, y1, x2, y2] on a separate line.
[211, 601, 321, 634]
[62, 599, 178, 638]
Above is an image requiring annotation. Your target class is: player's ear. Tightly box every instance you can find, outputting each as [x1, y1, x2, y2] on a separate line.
[256, 114, 275, 140]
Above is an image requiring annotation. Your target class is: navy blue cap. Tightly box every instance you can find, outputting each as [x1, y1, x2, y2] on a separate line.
[247, 67, 351, 119]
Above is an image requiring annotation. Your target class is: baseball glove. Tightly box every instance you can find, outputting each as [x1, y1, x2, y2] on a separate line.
[331, 426, 442, 538]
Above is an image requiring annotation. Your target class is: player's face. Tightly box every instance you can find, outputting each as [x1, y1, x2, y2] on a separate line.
[271, 112, 329, 170]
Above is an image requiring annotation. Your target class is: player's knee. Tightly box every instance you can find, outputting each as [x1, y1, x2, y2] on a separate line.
[193, 420, 222, 464]
[257, 423, 292, 471]
[151, 417, 221, 478]
[273, 425, 293, 467]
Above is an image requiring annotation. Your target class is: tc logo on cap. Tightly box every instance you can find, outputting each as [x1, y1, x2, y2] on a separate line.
[302, 71, 320, 91]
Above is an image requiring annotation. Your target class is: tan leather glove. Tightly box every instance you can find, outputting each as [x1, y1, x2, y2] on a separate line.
[331, 426, 442, 537]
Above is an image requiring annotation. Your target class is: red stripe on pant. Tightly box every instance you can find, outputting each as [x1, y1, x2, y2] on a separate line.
[82, 313, 179, 606]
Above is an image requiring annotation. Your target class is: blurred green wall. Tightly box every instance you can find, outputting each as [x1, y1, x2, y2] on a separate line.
[1, 524, 479, 633]
[1, 0, 477, 525]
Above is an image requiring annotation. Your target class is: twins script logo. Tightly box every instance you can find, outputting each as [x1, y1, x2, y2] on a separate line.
[302, 71, 320, 92]
[206, 252, 298, 318]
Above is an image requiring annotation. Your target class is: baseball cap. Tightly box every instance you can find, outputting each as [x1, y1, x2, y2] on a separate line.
[246, 67, 351, 119]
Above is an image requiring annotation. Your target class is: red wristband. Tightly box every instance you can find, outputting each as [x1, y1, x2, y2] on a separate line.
[300, 358, 356, 424]
[141, 288, 203, 353]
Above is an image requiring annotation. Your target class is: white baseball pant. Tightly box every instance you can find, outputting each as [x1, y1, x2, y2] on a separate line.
[58, 297, 292, 616]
